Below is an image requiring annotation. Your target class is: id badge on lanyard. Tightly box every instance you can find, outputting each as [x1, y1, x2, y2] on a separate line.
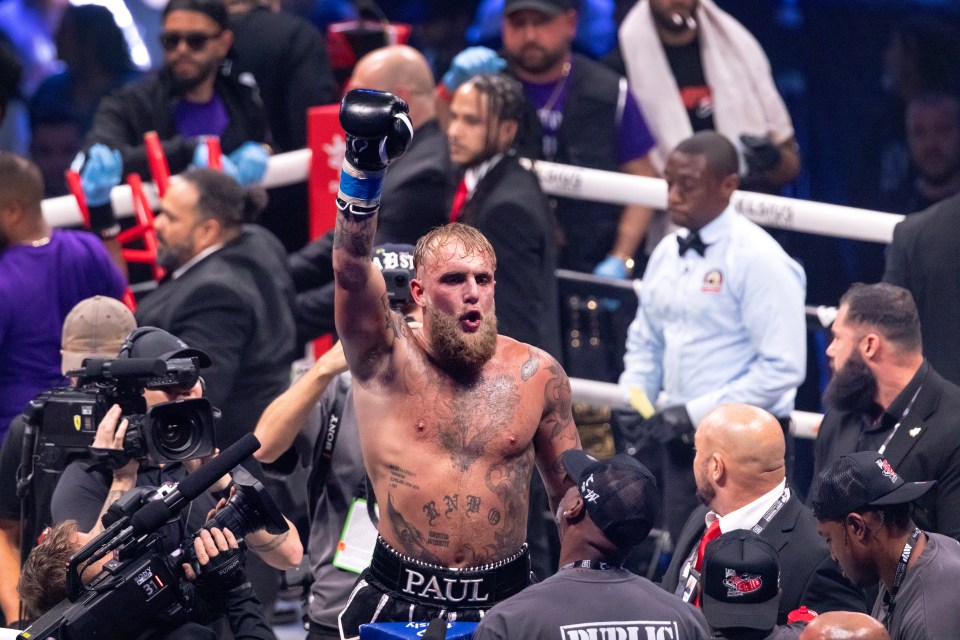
[332, 497, 379, 574]
[675, 489, 791, 603]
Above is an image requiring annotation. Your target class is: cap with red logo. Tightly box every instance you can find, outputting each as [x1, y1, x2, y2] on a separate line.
[811, 451, 935, 521]
[700, 530, 780, 632]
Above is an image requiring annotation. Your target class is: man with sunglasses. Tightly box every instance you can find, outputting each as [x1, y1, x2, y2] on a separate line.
[85, 0, 269, 180]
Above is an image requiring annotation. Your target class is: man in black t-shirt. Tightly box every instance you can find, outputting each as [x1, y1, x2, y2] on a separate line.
[473, 451, 708, 640]
[619, 0, 801, 193]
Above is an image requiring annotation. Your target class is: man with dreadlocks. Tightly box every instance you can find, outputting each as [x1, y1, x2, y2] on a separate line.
[447, 73, 562, 359]
[332, 86, 581, 639]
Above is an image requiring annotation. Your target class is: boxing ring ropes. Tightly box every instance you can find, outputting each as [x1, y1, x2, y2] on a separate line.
[40, 115, 904, 441]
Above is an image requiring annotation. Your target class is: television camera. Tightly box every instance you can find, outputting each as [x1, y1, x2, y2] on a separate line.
[23, 356, 218, 471]
[18, 434, 288, 640]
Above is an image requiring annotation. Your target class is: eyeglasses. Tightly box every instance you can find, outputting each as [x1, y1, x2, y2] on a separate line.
[159, 30, 222, 52]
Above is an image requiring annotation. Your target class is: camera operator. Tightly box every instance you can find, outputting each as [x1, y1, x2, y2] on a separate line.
[18, 520, 124, 623]
[254, 244, 419, 640]
[18, 519, 277, 639]
[49, 327, 302, 571]
[0, 295, 136, 628]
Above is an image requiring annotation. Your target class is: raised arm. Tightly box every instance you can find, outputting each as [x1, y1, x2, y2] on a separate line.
[532, 352, 582, 513]
[332, 90, 413, 374]
[254, 341, 348, 464]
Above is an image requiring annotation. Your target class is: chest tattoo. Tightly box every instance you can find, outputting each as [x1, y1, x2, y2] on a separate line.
[435, 374, 521, 471]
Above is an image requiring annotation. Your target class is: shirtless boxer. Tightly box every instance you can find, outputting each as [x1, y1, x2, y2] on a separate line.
[332, 89, 581, 638]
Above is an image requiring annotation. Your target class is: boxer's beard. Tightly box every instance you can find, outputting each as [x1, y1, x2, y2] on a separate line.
[428, 307, 498, 375]
[824, 350, 880, 415]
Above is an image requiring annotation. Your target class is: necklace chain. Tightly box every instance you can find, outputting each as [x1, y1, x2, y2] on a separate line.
[539, 59, 572, 115]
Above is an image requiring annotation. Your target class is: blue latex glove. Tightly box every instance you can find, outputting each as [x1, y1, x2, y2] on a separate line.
[593, 255, 629, 280]
[228, 141, 270, 186]
[191, 141, 242, 183]
[442, 46, 507, 92]
[74, 144, 122, 207]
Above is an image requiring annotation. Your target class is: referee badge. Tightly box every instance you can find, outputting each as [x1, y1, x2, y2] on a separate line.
[702, 270, 723, 293]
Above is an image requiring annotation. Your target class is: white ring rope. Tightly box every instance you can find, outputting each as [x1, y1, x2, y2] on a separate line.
[569, 377, 821, 440]
[46, 149, 902, 244]
[523, 158, 903, 244]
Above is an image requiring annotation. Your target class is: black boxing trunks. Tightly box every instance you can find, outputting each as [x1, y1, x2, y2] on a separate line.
[338, 537, 532, 640]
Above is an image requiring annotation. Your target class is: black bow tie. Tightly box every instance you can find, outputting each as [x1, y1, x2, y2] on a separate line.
[677, 232, 708, 257]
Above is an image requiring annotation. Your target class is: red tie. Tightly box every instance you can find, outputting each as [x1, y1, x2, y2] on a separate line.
[694, 520, 722, 607]
[450, 179, 468, 222]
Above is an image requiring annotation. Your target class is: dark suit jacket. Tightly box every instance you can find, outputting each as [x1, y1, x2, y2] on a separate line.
[288, 119, 452, 342]
[459, 152, 562, 359]
[136, 225, 297, 447]
[884, 193, 960, 384]
[661, 496, 867, 624]
[813, 363, 960, 539]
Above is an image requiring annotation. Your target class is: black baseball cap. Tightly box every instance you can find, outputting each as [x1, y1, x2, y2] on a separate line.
[811, 451, 935, 521]
[120, 327, 213, 368]
[560, 450, 660, 549]
[700, 531, 780, 631]
[504, 0, 575, 17]
[162, 0, 229, 30]
[372, 243, 416, 275]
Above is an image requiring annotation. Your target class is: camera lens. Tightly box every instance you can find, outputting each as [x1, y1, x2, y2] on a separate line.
[393, 275, 407, 287]
[153, 416, 198, 455]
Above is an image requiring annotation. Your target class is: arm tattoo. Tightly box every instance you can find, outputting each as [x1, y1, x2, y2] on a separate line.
[94, 488, 125, 533]
[247, 530, 289, 553]
[383, 298, 407, 339]
[542, 363, 573, 438]
[334, 211, 376, 257]
[520, 348, 540, 381]
[386, 493, 442, 564]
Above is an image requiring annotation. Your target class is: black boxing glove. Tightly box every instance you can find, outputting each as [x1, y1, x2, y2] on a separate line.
[337, 90, 412, 220]
[340, 89, 412, 172]
[739, 134, 781, 176]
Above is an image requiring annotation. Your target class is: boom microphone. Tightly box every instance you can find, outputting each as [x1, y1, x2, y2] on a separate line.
[131, 499, 172, 536]
[162, 433, 260, 513]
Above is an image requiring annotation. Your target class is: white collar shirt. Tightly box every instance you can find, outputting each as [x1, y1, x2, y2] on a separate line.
[619, 205, 807, 424]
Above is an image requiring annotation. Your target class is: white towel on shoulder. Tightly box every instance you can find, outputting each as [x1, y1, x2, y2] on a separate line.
[619, 0, 794, 172]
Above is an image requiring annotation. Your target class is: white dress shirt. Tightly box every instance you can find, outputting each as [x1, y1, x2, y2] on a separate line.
[619, 206, 806, 424]
[705, 479, 789, 534]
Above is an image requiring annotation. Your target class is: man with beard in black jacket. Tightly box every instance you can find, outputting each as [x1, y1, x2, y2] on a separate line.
[134, 169, 296, 449]
[812, 282, 960, 540]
